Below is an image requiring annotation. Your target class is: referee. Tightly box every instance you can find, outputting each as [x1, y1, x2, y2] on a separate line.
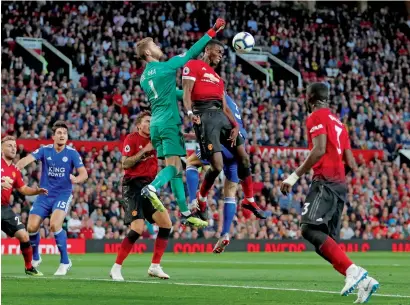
[110, 111, 172, 281]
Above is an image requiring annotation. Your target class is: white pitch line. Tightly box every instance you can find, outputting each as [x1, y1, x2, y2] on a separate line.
[3, 276, 410, 299]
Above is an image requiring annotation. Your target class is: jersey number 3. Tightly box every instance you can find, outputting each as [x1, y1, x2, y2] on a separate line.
[148, 80, 158, 99]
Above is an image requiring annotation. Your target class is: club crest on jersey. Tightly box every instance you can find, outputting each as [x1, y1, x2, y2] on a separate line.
[124, 145, 130, 153]
[132, 210, 138, 216]
[62, 157, 68, 162]
[208, 144, 213, 151]
[183, 67, 190, 75]
[12, 172, 16, 178]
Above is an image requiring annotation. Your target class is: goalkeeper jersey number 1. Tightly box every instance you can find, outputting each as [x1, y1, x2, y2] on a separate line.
[140, 34, 212, 127]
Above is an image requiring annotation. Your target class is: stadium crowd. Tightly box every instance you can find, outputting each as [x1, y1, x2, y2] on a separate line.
[1, 1, 410, 241]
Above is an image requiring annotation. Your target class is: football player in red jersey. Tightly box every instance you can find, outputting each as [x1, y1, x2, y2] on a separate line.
[1, 136, 47, 276]
[110, 111, 172, 280]
[182, 40, 262, 221]
[280, 83, 379, 303]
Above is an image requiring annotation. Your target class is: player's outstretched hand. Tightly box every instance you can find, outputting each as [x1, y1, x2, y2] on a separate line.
[1, 177, 13, 190]
[70, 174, 79, 184]
[228, 126, 239, 147]
[280, 181, 292, 195]
[213, 18, 226, 33]
[37, 188, 48, 196]
[190, 114, 201, 125]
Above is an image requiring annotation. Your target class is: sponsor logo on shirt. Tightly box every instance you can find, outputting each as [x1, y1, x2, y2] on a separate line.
[310, 124, 323, 133]
[202, 73, 220, 84]
[48, 167, 66, 177]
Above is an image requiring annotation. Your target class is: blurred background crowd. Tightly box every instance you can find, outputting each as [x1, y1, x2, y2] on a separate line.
[1, 1, 410, 241]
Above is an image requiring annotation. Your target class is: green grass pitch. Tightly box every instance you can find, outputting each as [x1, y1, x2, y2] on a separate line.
[2, 252, 409, 305]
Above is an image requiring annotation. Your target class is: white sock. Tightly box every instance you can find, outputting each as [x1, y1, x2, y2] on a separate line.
[150, 263, 159, 268]
[114, 263, 122, 269]
[246, 197, 255, 203]
[149, 184, 157, 192]
[346, 264, 357, 275]
[181, 211, 191, 217]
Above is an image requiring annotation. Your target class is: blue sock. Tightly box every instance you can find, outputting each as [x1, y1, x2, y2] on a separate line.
[222, 197, 237, 235]
[29, 232, 40, 261]
[54, 229, 69, 264]
[186, 166, 199, 203]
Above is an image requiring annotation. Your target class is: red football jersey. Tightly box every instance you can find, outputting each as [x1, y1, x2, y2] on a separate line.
[1, 157, 25, 206]
[122, 132, 158, 181]
[306, 108, 351, 183]
[182, 60, 225, 101]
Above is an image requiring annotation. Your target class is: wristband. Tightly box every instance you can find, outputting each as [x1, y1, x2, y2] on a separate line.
[187, 110, 194, 117]
[232, 121, 239, 128]
[284, 172, 300, 187]
[207, 28, 216, 38]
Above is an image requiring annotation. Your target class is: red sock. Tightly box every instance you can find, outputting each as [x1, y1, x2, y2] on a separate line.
[320, 237, 353, 276]
[115, 237, 134, 265]
[21, 244, 33, 269]
[152, 238, 168, 264]
[240, 176, 254, 198]
[199, 171, 216, 197]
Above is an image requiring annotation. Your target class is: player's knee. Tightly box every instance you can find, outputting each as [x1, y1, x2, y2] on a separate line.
[27, 223, 39, 234]
[211, 162, 223, 173]
[15, 230, 29, 242]
[224, 181, 237, 198]
[50, 222, 62, 233]
[240, 154, 250, 169]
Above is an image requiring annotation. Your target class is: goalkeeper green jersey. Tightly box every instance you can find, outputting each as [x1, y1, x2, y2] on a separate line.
[140, 34, 212, 127]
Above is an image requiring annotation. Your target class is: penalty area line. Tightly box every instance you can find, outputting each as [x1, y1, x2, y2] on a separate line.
[2, 276, 410, 299]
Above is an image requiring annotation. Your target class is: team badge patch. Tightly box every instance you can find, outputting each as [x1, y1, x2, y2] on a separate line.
[208, 144, 213, 151]
[183, 67, 190, 75]
[62, 156, 68, 162]
[124, 145, 130, 153]
[132, 210, 138, 216]
[12, 172, 16, 178]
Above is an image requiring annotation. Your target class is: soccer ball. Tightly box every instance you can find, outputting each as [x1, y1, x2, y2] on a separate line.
[232, 32, 255, 53]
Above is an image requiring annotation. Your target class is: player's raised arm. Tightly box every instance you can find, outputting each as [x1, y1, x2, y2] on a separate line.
[166, 18, 225, 70]
[343, 132, 357, 173]
[18, 185, 48, 196]
[16, 153, 37, 170]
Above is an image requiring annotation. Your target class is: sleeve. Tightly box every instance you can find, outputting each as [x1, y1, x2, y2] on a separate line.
[306, 113, 327, 139]
[14, 169, 25, 189]
[31, 147, 44, 161]
[166, 34, 212, 70]
[182, 60, 198, 82]
[73, 150, 85, 169]
[175, 89, 184, 100]
[122, 135, 136, 157]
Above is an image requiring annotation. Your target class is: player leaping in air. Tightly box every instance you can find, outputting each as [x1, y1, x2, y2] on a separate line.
[1, 136, 47, 276]
[280, 83, 379, 304]
[184, 91, 265, 253]
[182, 40, 263, 224]
[17, 121, 88, 276]
[136, 18, 226, 228]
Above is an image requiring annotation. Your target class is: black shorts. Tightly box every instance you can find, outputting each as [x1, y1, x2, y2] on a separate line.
[1, 205, 25, 237]
[122, 177, 156, 225]
[301, 180, 347, 240]
[193, 100, 244, 160]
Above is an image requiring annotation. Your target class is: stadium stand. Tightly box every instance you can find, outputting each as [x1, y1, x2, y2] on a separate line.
[1, 1, 409, 241]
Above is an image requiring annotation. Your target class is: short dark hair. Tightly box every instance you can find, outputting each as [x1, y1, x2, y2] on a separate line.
[206, 39, 224, 48]
[307, 83, 329, 103]
[52, 121, 68, 134]
[135, 111, 151, 125]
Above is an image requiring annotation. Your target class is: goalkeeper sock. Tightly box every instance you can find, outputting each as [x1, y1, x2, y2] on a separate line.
[186, 166, 199, 204]
[29, 231, 40, 261]
[20, 241, 33, 269]
[151, 166, 178, 190]
[54, 229, 69, 264]
[222, 197, 236, 236]
[116, 230, 140, 265]
[171, 174, 191, 216]
[152, 228, 171, 264]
